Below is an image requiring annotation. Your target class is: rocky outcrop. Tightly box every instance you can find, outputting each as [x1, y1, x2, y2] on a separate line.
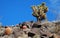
[0, 21, 60, 38]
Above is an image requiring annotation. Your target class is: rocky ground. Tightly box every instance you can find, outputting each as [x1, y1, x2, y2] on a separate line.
[0, 21, 60, 38]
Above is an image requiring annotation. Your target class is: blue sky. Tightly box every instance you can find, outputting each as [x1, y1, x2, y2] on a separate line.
[0, 0, 60, 26]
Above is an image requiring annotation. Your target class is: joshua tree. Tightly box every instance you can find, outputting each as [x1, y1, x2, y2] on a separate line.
[31, 2, 48, 22]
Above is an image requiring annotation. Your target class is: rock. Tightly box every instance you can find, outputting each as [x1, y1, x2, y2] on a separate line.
[13, 27, 23, 38]
[30, 28, 40, 35]
[33, 35, 40, 38]
[17, 36, 22, 38]
[53, 34, 60, 38]
[0, 21, 60, 38]
[5, 27, 12, 35]
[28, 32, 35, 37]
[0, 28, 5, 36]
[22, 25, 27, 29]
